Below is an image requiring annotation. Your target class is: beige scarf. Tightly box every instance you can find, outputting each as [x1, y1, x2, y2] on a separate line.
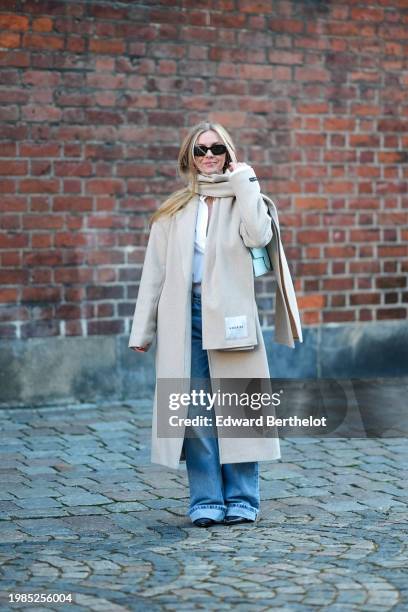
[189, 170, 236, 198]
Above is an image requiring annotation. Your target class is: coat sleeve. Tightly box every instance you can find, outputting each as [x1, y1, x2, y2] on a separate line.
[228, 164, 273, 248]
[128, 218, 168, 350]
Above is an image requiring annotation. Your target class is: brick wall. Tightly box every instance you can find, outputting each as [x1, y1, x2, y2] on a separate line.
[0, 0, 407, 342]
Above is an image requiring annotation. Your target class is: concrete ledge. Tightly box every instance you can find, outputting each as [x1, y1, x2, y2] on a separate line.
[1, 321, 407, 408]
[0, 335, 156, 408]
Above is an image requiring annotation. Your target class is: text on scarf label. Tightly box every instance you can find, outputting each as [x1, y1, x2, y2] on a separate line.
[224, 315, 249, 340]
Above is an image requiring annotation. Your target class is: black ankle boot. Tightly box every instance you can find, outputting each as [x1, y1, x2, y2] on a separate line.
[224, 515, 254, 525]
[193, 517, 217, 527]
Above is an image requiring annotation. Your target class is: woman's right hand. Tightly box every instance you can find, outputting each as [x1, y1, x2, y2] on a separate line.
[131, 344, 151, 353]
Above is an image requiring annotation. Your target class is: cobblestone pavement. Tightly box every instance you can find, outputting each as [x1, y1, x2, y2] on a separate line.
[0, 396, 407, 612]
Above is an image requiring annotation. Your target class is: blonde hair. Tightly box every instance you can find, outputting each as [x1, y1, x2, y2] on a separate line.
[148, 121, 237, 226]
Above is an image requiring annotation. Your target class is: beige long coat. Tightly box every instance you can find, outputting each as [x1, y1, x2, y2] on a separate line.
[129, 166, 303, 470]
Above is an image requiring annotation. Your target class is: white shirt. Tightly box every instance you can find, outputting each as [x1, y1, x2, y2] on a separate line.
[192, 165, 250, 285]
[192, 194, 212, 284]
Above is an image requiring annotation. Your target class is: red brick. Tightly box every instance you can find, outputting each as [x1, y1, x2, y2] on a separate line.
[54, 161, 92, 176]
[87, 215, 126, 229]
[377, 308, 406, 320]
[23, 215, 64, 230]
[296, 67, 331, 82]
[325, 278, 355, 291]
[350, 293, 381, 305]
[298, 230, 329, 245]
[24, 70, 60, 86]
[1, 251, 21, 266]
[65, 320, 82, 335]
[295, 197, 327, 210]
[23, 33, 64, 50]
[210, 12, 246, 28]
[0, 142, 17, 156]
[0, 32, 20, 47]
[238, 64, 274, 80]
[236, 0, 272, 12]
[20, 143, 61, 157]
[351, 8, 384, 22]
[378, 244, 408, 259]
[95, 197, 116, 212]
[87, 319, 124, 335]
[66, 36, 85, 53]
[326, 22, 360, 36]
[32, 17, 53, 32]
[179, 26, 218, 43]
[0, 159, 27, 175]
[296, 133, 326, 146]
[19, 179, 59, 193]
[87, 251, 124, 265]
[0, 196, 26, 212]
[294, 262, 327, 277]
[87, 73, 126, 89]
[87, 286, 123, 300]
[323, 311, 355, 323]
[324, 118, 356, 131]
[23, 105, 62, 122]
[86, 179, 125, 195]
[350, 229, 381, 242]
[268, 50, 303, 64]
[331, 294, 346, 308]
[31, 234, 52, 248]
[350, 262, 381, 275]
[378, 119, 408, 132]
[0, 233, 28, 248]
[358, 308, 373, 321]
[55, 269, 93, 283]
[53, 196, 93, 212]
[31, 160, 51, 176]
[0, 288, 18, 303]
[298, 294, 325, 309]
[302, 311, 320, 325]
[89, 38, 125, 54]
[376, 276, 406, 289]
[56, 304, 81, 319]
[267, 19, 303, 33]
[55, 233, 90, 247]
[0, 14, 29, 30]
[0, 269, 28, 284]
[0, 179, 15, 194]
[1, 214, 20, 230]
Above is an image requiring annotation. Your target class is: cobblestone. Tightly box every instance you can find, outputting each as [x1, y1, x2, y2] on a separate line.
[0, 396, 407, 611]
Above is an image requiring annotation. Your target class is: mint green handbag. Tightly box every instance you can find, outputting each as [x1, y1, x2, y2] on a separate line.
[250, 246, 272, 277]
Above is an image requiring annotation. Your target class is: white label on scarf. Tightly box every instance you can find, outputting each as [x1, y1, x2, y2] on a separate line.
[225, 315, 248, 340]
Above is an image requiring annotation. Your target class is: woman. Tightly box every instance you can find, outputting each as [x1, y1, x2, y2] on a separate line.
[129, 121, 302, 528]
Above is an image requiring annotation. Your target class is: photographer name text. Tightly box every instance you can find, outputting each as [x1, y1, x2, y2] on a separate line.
[168, 415, 327, 428]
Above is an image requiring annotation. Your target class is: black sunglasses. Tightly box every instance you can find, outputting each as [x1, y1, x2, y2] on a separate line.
[193, 144, 227, 157]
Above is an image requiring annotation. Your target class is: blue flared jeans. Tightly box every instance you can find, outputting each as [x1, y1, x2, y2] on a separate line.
[182, 291, 260, 523]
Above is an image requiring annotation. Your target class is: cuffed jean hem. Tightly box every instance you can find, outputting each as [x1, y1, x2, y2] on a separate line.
[225, 503, 258, 521]
[188, 504, 227, 522]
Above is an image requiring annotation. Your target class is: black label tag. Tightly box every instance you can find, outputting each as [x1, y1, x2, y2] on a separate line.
[249, 177, 258, 182]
